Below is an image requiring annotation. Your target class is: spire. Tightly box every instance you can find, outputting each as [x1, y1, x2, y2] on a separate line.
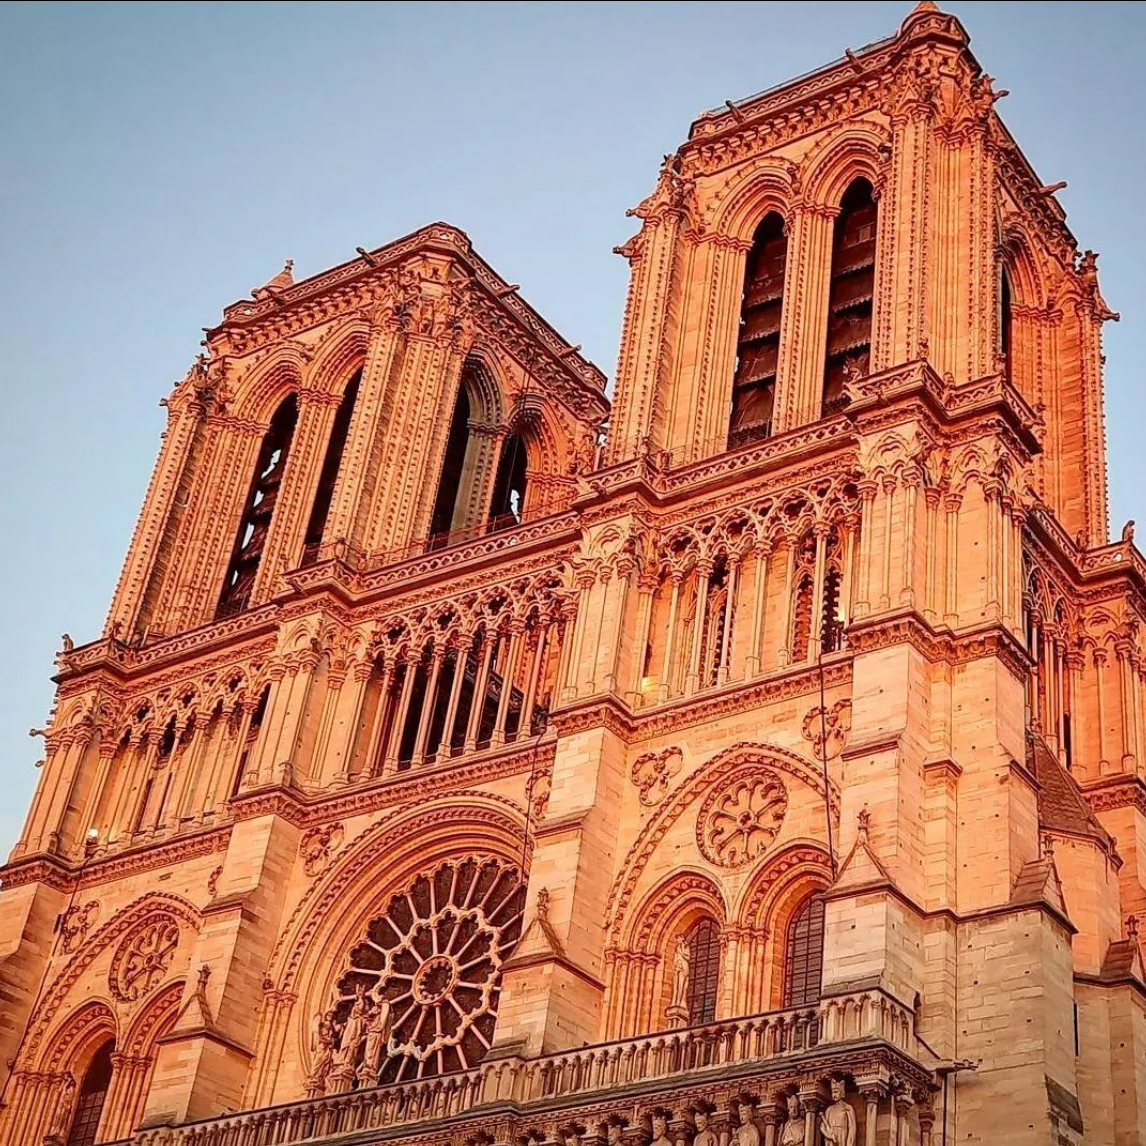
[252, 259, 295, 300]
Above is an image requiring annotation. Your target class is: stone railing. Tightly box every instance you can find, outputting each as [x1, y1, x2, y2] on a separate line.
[133, 991, 917, 1146]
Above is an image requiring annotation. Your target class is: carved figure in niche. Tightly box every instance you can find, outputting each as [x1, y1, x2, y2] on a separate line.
[735, 1102, 760, 1146]
[670, 935, 691, 1009]
[778, 1095, 803, 1146]
[692, 1107, 718, 1146]
[45, 1073, 77, 1141]
[305, 1008, 337, 1096]
[333, 983, 369, 1069]
[819, 1078, 857, 1146]
[649, 1111, 674, 1146]
[357, 995, 393, 1086]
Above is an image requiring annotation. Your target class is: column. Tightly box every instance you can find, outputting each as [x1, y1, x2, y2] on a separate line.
[383, 656, 418, 770]
[854, 481, 878, 618]
[628, 576, 657, 701]
[719, 555, 740, 684]
[492, 626, 524, 746]
[518, 620, 551, 740]
[840, 514, 859, 638]
[923, 487, 940, 621]
[659, 572, 684, 701]
[411, 647, 446, 764]
[944, 493, 961, 624]
[809, 526, 828, 662]
[464, 636, 496, 752]
[436, 645, 468, 757]
[1118, 641, 1138, 767]
[686, 560, 712, 695]
[880, 475, 896, 611]
[778, 541, 796, 667]
[747, 542, 771, 677]
[1095, 648, 1110, 768]
[900, 472, 920, 606]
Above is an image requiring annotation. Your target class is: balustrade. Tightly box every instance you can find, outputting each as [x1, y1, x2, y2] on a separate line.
[132, 990, 915, 1146]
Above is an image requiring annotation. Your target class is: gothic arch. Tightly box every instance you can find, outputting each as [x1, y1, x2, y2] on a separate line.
[121, 979, 185, 1058]
[999, 221, 1049, 311]
[709, 162, 796, 244]
[266, 794, 529, 997]
[233, 346, 307, 426]
[20, 892, 201, 1061]
[800, 125, 887, 210]
[42, 1000, 117, 1073]
[734, 840, 834, 931]
[304, 320, 370, 398]
[605, 741, 839, 943]
[627, 868, 728, 953]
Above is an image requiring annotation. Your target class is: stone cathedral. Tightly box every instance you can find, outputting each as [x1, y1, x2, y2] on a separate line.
[3, 4, 1144, 1145]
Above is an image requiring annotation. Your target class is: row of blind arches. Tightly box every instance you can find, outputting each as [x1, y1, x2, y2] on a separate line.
[216, 363, 530, 618]
[680, 894, 825, 1026]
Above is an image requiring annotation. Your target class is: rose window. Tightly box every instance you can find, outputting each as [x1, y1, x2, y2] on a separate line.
[333, 856, 525, 1083]
[697, 769, 788, 868]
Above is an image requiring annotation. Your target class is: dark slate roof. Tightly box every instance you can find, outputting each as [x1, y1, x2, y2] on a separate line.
[1027, 734, 1115, 852]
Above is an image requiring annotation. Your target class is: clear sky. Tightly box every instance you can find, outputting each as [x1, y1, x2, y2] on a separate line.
[1, 1, 1144, 857]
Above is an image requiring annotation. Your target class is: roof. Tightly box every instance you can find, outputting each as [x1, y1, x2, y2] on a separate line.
[1027, 734, 1116, 853]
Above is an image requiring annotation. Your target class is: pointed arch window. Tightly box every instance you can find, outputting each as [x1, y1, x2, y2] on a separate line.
[65, 1038, 115, 1146]
[302, 370, 361, 565]
[999, 266, 1014, 383]
[429, 381, 473, 544]
[685, 916, 721, 1025]
[217, 395, 298, 618]
[730, 212, 787, 448]
[822, 179, 877, 416]
[489, 432, 528, 530]
[783, 896, 825, 1007]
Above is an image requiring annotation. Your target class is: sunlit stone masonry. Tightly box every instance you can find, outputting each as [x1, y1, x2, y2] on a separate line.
[2, 4, 1143, 1145]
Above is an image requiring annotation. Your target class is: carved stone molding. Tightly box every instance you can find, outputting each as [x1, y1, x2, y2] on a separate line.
[801, 700, 853, 761]
[632, 747, 684, 807]
[59, 901, 99, 954]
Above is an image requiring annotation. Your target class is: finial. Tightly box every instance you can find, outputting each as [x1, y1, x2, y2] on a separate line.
[1041, 833, 1056, 860]
[1128, 914, 1140, 941]
[537, 887, 551, 920]
[857, 804, 871, 843]
[196, 964, 211, 991]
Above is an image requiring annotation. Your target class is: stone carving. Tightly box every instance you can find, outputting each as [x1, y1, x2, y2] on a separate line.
[697, 770, 788, 868]
[734, 1101, 761, 1146]
[357, 994, 392, 1087]
[801, 699, 853, 760]
[665, 935, 691, 1028]
[45, 1072, 77, 1142]
[109, 913, 180, 1002]
[299, 821, 344, 877]
[692, 1107, 718, 1146]
[304, 1006, 338, 1098]
[206, 865, 223, 898]
[59, 901, 99, 954]
[631, 746, 684, 806]
[330, 983, 369, 1090]
[648, 1110, 674, 1146]
[778, 1094, 804, 1146]
[819, 1079, 857, 1146]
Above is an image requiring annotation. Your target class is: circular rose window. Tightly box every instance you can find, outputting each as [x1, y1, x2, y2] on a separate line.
[333, 856, 525, 1083]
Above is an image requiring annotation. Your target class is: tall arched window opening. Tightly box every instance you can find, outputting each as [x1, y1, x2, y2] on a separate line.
[783, 895, 825, 1007]
[428, 384, 473, 544]
[730, 212, 787, 449]
[822, 179, 877, 416]
[302, 371, 361, 565]
[685, 916, 722, 1025]
[700, 558, 732, 689]
[790, 532, 817, 661]
[217, 395, 298, 618]
[999, 266, 1014, 383]
[488, 433, 528, 530]
[820, 526, 845, 654]
[65, 1038, 115, 1146]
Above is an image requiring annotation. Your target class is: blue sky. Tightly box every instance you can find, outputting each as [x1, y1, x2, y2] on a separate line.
[2, 1, 1144, 856]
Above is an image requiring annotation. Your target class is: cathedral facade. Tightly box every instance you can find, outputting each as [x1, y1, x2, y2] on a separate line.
[2, 4, 1144, 1145]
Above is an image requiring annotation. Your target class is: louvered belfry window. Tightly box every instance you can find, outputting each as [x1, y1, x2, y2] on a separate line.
[217, 395, 298, 617]
[730, 212, 787, 449]
[822, 179, 877, 415]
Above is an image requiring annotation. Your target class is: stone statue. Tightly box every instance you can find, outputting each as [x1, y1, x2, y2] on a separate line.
[649, 1112, 674, 1146]
[333, 984, 369, 1069]
[734, 1103, 760, 1146]
[357, 996, 392, 1086]
[305, 1008, 337, 1095]
[819, 1079, 857, 1146]
[670, 936, 690, 1009]
[606, 1120, 625, 1146]
[1123, 519, 1136, 544]
[692, 1108, 718, 1146]
[46, 1073, 77, 1140]
[778, 1095, 804, 1146]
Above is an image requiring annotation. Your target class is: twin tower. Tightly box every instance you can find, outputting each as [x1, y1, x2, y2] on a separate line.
[2, 6, 1143, 1146]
